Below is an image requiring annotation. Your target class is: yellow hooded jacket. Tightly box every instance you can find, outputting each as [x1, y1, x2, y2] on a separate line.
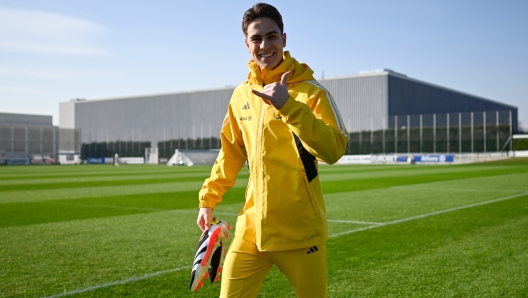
[199, 52, 348, 251]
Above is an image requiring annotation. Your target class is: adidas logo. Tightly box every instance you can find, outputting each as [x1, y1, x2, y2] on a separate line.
[307, 246, 319, 254]
[242, 102, 251, 110]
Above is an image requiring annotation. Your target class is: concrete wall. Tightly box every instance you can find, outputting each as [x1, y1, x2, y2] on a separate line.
[59, 101, 76, 129]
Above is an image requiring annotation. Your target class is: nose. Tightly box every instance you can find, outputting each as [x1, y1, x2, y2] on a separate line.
[260, 37, 270, 50]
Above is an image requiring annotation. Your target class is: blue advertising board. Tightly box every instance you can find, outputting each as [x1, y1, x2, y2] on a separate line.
[370, 155, 410, 164]
[413, 154, 454, 163]
[86, 157, 106, 164]
[396, 156, 409, 162]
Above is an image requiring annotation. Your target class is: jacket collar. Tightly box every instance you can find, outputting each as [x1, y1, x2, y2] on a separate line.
[247, 51, 315, 86]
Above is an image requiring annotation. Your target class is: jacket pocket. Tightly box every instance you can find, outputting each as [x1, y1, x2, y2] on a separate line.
[303, 176, 319, 217]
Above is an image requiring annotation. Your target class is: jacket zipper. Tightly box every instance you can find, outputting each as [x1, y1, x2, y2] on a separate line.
[254, 83, 266, 246]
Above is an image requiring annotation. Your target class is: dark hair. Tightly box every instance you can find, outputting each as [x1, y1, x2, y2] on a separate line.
[242, 3, 284, 36]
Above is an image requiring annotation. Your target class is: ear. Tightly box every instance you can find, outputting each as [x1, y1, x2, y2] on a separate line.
[282, 33, 287, 47]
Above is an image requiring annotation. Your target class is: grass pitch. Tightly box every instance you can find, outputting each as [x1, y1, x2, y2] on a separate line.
[1, 158, 527, 297]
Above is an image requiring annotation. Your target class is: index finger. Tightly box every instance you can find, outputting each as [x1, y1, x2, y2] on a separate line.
[280, 71, 292, 86]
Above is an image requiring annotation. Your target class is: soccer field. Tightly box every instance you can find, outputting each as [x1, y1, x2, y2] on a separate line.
[1, 159, 528, 297]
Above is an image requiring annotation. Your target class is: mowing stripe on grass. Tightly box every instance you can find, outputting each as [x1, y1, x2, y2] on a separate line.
[329, 191, 528, 238]
[0, 179, 249, 204]
[0, 172, 213, 186]
[40, 191, 528, 298]
[319, 165, 517, 182]
[41, 266, 191, 298]
[392, 187, 526, 193]
[44, 201, 239, 216]
[391, 186, 528, 192]
[387, 172, 528, 190]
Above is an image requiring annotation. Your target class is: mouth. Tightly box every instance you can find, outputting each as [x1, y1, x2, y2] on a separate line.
[259, 53, 274, 59]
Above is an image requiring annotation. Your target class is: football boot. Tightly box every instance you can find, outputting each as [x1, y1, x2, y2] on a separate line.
[189, 218, 230, 291]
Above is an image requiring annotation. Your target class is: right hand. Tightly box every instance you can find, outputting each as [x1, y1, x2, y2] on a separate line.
[197, 207, 213, 232]
[252, 71, 291, 110]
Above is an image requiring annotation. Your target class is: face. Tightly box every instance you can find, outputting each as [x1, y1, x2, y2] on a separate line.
[245, 17, 286, 70]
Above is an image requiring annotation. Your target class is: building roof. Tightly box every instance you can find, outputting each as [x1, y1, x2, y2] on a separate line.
[0, 112, 53, 127]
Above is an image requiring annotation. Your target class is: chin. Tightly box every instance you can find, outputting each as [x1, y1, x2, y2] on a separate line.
[259, 61, 280, 70]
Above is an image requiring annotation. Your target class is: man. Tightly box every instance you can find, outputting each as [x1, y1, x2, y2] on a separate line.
[196, 3, 347, 297]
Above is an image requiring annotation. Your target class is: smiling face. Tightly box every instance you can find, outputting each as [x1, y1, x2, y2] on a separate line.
[245, 17, 286, 70]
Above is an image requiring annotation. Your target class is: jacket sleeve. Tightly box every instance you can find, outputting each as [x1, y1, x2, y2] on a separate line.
[198, 99, 247, 209]
[278, 84, 348, 164]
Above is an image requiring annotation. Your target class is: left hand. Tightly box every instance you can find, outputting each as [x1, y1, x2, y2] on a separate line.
[252, 71, 291, 110]
[196, 207, 213, 232]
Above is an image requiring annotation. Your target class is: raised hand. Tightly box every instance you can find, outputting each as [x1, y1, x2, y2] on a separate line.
[252, 71, 291, 110]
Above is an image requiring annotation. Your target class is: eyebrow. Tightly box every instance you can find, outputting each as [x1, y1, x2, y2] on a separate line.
[249, 30, 280, 38]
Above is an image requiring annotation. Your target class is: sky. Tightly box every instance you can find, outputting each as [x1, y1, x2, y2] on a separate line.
[1, 0, 527, 130]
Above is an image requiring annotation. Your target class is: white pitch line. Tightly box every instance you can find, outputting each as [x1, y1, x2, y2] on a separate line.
[327, 219, 383, 225]
[41, 266, 191, 298]
[329, 191, 528, 238]
[41, 191, 528, 298]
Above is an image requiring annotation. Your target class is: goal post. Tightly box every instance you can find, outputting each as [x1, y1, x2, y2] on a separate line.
[502, 134, 528, 156]
[512, 134, 528, 139]
[144, 148, 159, 164]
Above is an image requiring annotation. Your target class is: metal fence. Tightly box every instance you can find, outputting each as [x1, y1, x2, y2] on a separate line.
[80, 141, 151, 160]
[346, 110, 513, 155]
[0, 125, 80, 164]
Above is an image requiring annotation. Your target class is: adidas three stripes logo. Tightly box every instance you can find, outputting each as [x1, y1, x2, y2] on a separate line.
[242, 102, 251, 110]
[307, 246, 319, 254]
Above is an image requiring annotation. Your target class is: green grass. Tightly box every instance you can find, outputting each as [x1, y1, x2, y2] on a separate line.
[1, 159, 528, 297]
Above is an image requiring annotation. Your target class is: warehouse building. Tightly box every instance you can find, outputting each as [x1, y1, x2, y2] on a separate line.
[0, 112, 80, 164]
[59, 69, 518, 159]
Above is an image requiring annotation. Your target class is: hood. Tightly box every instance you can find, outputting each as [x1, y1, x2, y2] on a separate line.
[247, 51, 315, 86]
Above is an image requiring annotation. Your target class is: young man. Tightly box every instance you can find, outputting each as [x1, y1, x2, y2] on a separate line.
[196, 3, 347, 297]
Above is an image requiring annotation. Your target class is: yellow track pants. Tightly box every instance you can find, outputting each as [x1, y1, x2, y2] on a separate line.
[220, 236, 327, 298]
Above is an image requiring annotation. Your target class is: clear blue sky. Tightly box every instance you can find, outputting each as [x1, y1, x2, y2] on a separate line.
[1, 0, 527, 130]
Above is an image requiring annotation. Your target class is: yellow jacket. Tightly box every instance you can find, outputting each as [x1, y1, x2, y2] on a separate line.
[199, 52, 348, 251]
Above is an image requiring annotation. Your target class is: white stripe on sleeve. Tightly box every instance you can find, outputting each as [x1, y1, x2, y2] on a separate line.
[306, 80, 347, 136]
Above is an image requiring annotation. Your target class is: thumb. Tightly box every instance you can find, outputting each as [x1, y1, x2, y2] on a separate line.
[280, 71, 292, 86]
